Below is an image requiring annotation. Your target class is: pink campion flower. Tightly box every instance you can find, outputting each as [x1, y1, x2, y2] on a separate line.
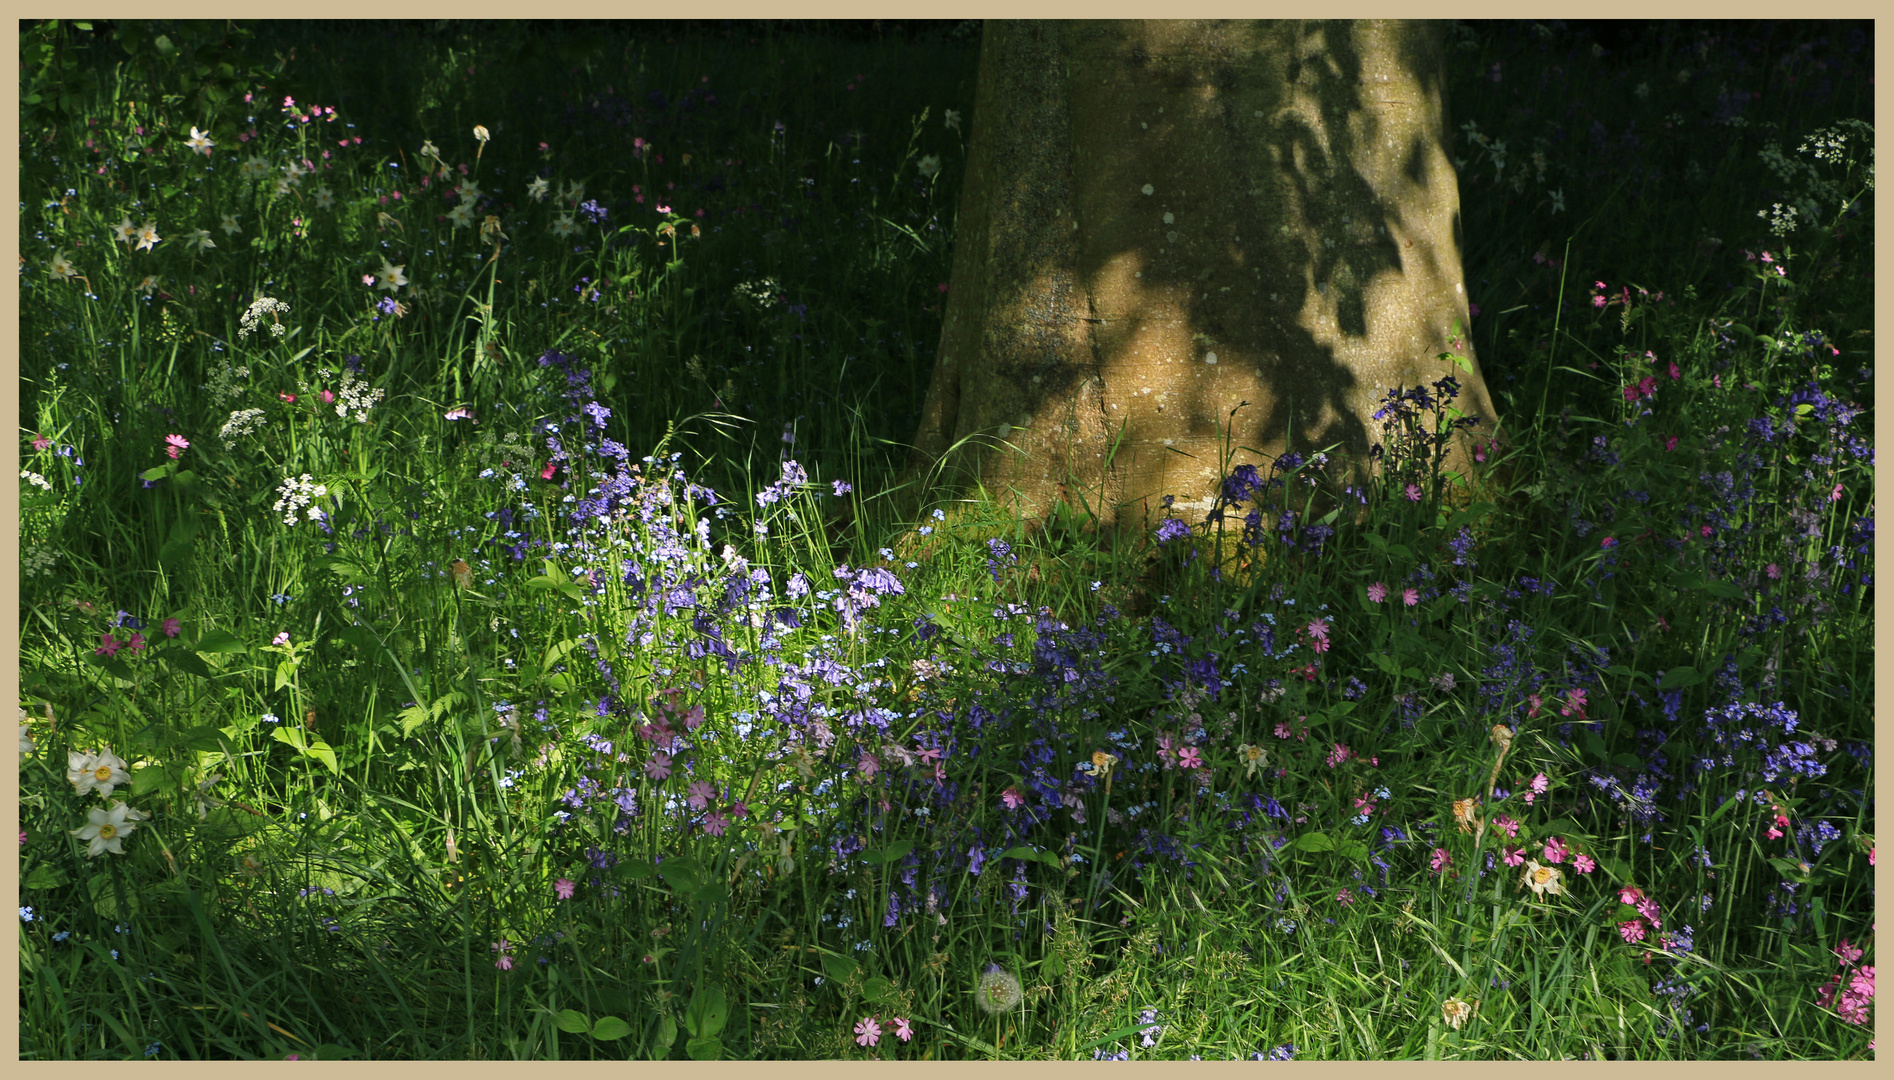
[1835, 939, 1865, 965]
[857, 752, 880, 780]
[1404, 483, 1422, 502]
[1665, 435, 1679, 451]
[554, 878, 576, 900]
[1325, 742, 1351, 768]
[1831, 483, 1845, 503]
[1619, 885, 1644, 906]
[1336, 888, 1356, 906]
[31, 434, 52, 451]
[1501, 845, 1526, 867]
[686, 780, 716, 810]
[1493, 815, 1520, 839]
[1306, 618, 1329, 641]
[1766, 563, 1781, 579]
[1527, 695, 1543, 720]
[165, 434, 190, 459]
[160, 618, 181, 638]
[1177, 746, 1203, 770]
[1635, 897, 1662, 928]
[893, 1017, 913, 1042]
[1366, 581, 1388, 603]
[1618, 920, 1647, 944]
[1542, 837, 1569, 864]
[728, 800, 748, 819]
[1571, 853, 1595, 874]
[682, 704, 706, 729]
[854, 1016, 881, 1047]
[1473, 442, 1487, 463]
[1274, 721, 1293, 739]
[644, 752, 672, 781]
[703, 811, 729, 837]
[1402, 587, 1419, 607]
[1529, 773, 1549, 795]
[1430, 848, 1452, 873]
[272, 632, 290, 646]
[95, 634, 122, 658]
[1000, 786, 1024, 810]
[1560, 689, 1588, 718]
[124, 632, 147, 653]
[492, 938, 514, 970]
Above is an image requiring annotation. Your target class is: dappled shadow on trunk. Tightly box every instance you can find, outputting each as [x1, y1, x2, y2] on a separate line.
[913, 20, 1491, 531]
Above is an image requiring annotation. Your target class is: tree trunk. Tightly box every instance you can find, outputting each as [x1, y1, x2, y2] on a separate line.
[912, 19, 1496, 529]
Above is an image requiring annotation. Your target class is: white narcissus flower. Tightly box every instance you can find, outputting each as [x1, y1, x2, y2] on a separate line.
[48, 249, 78, 281]
[19, 721, 33, 756]
[455, 179, 482, 204]
[136, 275, 162, 296]
[551, 214, 579, 239]
[187, 125, 215, 155]
[558, 180, 584, 207]
[1520, 859, 1565, 900]
[134, 220, 162, 252]
[240, 155, 271, 180]
[526, 177, 550, 202]
[313, 186, 336, 210]
[1441, 996, 1475, 1030]
[71, 800, 141, 858]
[376, 258, 408, 291]
[1237, 742, 1267, 779]
[112, 215, 138, 244]
[944, 109, 962, 131]
[185, 228, 216, 253]
[447, 201, 477, 229]
[917, 155, 941, 179]
[220, 214, 242, 236]
[67, 748, 130, 798]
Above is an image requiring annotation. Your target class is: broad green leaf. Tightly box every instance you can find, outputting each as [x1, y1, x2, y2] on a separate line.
[685, 1035, 722, 1060]
[163, 650, 214, 680]
[1657, 666, 1702, 690]
[861, 976, 893, 1004]
[653, 1014, 677, 1056]
[195, 629, 247, 654]
[590, 1016, 633, 1041]
[1294, 832, 1335, 853]
[553, 1009, 591, 1034]
[658, 857, 702, 896]
[820, 952, 859, 983]
[24, 865, 68, 889]
[686, 983, 728, 1038]
[863, 838, 915, 865]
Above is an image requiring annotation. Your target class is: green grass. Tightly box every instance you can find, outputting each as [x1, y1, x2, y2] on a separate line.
[17, 19, 1875, 1060]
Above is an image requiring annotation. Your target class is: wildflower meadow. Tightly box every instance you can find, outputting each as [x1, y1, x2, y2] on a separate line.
[15, 20, 1875, 1060]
